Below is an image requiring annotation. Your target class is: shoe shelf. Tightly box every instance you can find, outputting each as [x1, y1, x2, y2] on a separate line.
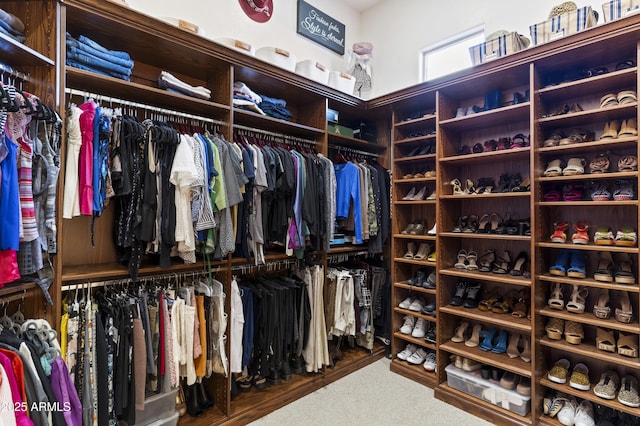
[233, 108, 326, 139]
[439, 103, 531, 131]
[327, 133, 388, 153]
[538, 171, 638, 182]
[539, 307, 640, 334]
[537, 103, 637, 128]
[440, 232, 531, 241]
[394, 234, 437, 241]
[395, 200, 437, 205]
[538, 200, 638, 206]
[395, 153, 437, 163]
[440, 192, 531, 200]
[538, 274, 639, 292]
[435, 384, 533, 425]
[439, 342, 532, 378]
[536, 135, 638, 154]
[539, 337, 640, 370]
[393, 332, 437, 351]
[536, 242, 639, 253]
[440, 268, 532, 287]
[394, 113, 437, 128]
[395, 176, 437, 183]
[394, 306, 436, 320]
[539, 378, 640, 419]
[395, 282, 437, 295]
[536, 67, 637, 100]
[440, 147, 531, 165]
[394, 258, 437, 267]
[390, 358, 437, 388]
[439, 306, 531, 333]
[394, 133, 437, 145]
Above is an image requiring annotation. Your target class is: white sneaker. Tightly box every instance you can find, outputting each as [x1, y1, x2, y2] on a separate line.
[557, 396, 578, 426]
[400, 315, 415, 334]
[423, 351, 437, 371]
[574, 400, 595, 426]
[399, 297, 414, 309]
[407, 347, 428, 365]
[397, 343, 417, 361]
[411, 318, 427, 338]
[408, 297, 425, 312]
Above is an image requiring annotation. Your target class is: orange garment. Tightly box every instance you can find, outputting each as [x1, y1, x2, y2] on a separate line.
[194, 295, 207, 377]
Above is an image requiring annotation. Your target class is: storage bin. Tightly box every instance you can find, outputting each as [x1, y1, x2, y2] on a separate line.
[214, 38, 255, 56]
[255, 47, 297, 72]
[328, 123, 354, 137]
[134, 389, 178, 425]
[445, 363, 531, 417]
[295, 60, 330, 85]
[602, 0, 640, 22]
[328, 71, 356, 95]
[529, 6, 598, 46]
[145, 411, 179, 426]
[469, 32, 530, 65]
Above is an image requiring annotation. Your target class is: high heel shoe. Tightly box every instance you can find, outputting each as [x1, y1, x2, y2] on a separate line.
[413, 243, 431, 260]
[451, 179, 464, 195]
[548, 282, 565, 310]
[593, 288, 611, 319]
[464, 178, 476, 194]
[510, 251, 528, 276]
[410, 186, 427, 200]
[566, 284, 588, 313]
[506, 333, 522, 358]
[176, 386, 187, 417]
[616, 291, 634, 323]
[403, 242, 416, 258]
[402, 187, 417, 200]
[465, 324, 483, 347]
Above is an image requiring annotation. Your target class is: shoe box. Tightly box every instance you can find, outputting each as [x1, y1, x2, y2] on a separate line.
[134, 388, 179, 425]
[445, 363, 531, 416]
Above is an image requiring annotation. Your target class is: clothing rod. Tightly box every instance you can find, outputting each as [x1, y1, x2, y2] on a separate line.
[233, 124, 318, 145]
[231, 258, 297, 272]
[60, 268, 220, 291]
[329, 144, 378, 158]
[0, 62, 29, 82]
[64, 87, 227, 125]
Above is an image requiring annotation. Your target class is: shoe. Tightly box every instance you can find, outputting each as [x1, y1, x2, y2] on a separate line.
[566, 284, 588, 313]
[548, 282, 565, 309]
[411, 317, 428, 338]
[491, 329, 508, 354]
[574, 400, 595, 426]
[462, 357, 481, 372]
[423, 351, 437, 371]
[409, 186, 427, 200]
[545, 159, 565, 177]
[421, 300, 436, 316]
[465, 251, 478, 270]
[506, 333, 522, 358]
[594, 226, 615, 245]
[510, 251, 528, 276]
[196, 380, 214, 409]
[462, 282, 482, 308]
[408, 297, 425, 312]
[596, 327, 616, 353]
[409, 220, 426, 235]
[589, 153, 610, 173]
[572, 222, 589, 244]
[176, 386, 187, 416]
[397, 343, 417, 361]
[423, 272, 437, 289]
[479, 328, 497, 351]
[413, 243, 431, 261]
[427, 223, 437, 235]
[544, 392, 566, 417]
[557, 396, 578, 426]
[570, 363, 591, 391]
[516, 378, 531, 396]
[563, 157, 586, 175]
[564, 321, 584, 344]
[492, 250, 512, 274]
[407, 348, 428, 365]
[478, 249, 495, 272]
[450, 321, 469, 343]
[183, 380, 204, 417]
[618, 375, 640, 407]
[615, 252, 636, 284]
[403, 242, 416, 259]
[407, 269, 426, 287]
[615, 291, 634, 323]
[613, 179, 635, 201]
[548, 358, 571, 384]
[567, 250, 587, 279]
[401, 223, 416, 234]
[594, 252, 614, 282]
[499, 371, 517, 390]
[465, 324, 482, 347]
[592, 288, 611, 319]
[450, 281, 468, 306]
[594, 370, 619, 400]
[545, 317, 564, 340]
[425, 327, 437, 344]
[614, 226, 637, 246]
[399, 297, 414, 309]
[402, 187, 417, 200]
[618, 331, 639, 357]
[400, 315, 415, 334]
[454, 249, 467, 269]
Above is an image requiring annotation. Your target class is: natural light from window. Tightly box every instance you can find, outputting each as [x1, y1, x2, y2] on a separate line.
[420, 26, 485, 82]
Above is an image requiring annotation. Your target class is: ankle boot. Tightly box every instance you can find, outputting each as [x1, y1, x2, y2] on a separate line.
[196, 381, 214, 410]
[175, 386, 187, 417]
[183, 381, 203, 417]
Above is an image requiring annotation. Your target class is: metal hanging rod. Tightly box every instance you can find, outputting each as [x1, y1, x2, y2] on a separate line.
[231, 258, 298, 274]
[327, 250, 371, 264]
[64, 87, 227, 125]
[234, 124, 318, 145]
[330, 144, 378, 158]
[0, 62, 29, 82]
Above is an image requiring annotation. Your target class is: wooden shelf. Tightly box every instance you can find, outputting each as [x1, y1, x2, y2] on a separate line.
[538, 274, 640, 292]
[393, 258, 436, 267]
[539, 337, 640, 370]
[394, 113, 437, 128]
[439, 102, 530, 131]
[393, 234, 436, 241]
[394, 133, 437, 145]
[328, 132, 387, 152]
[395, 200, 437, 205]
[440, 268, 532, 287]
[395, 177, 437, 183]
[536, 135, 637, 154]
[234, 108, 325, 139]
[394, 307, 437, 322]
[537, 103, 638, 128]
[538, 307, 640, 334]
[537, 241, 639, 253]
[440, 147, 530, 165]
[395, 153, 437, 163]
[538, 200, 638, 206]
[327, 245, 370, 254]
[440, 342, 532, 377]
[538, 171, 638, 182]
[539, 378, 640, 419]
[0, 32, 55, 67]
[537, 67, 637, 98]
[394, 282, 437, 295]
[440, 192, 531, 200]
[440, 232, 531, 241]
[439, 305, 532, 333]
[390, 358, 437, 388]
[393, 332, 437, 351]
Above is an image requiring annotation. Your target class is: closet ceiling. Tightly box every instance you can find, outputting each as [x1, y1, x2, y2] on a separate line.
[344, 0, 383, 12]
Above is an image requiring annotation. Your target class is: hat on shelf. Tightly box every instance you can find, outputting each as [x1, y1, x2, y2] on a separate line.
[548, 1, 577, 18]
[353, 42, 374, 59]
[486, 30, 531, 49]
[239, 0, 273, 23]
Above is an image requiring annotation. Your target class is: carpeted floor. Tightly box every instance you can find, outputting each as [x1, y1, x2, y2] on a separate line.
[248, 357, 494, 425]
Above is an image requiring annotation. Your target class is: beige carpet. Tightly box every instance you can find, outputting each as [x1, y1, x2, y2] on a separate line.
[249, 358, 493, 425]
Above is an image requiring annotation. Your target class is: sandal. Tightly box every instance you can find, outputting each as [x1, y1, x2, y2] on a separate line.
[618, 155, 638, 172]
[594, 226, 615, 245]
[566, 284, 588, 313]
[617, 332, 639, 358]
[510, 251, 528, 276]
[616, 291, 634, 323]
[548, 282, 565, 310]
[562, 157, 586, 176]
[410, 220, 426, 235]
[478, 292, 498, 311]
[594, 251, 614, 282]
[452, 216, 467, 233]
[617, 90, 637, 105]
[571, 222, 589, 244]
[495, 137, 511, 150]
[589, 154, 610, 173]
[543, 130, 565, 147]
[545, 317, 564, 340]
[615, 252, 636, 284]
[511, 133, 528, 148]
[567, 250, 587, 278]
[566, 128, 595, 144]
[596, 328, 616, 352]
[593, 288, 611, 319]
[477, 213, 491, 233]
[454, 249, 468, 269]
[562, 184, 583, 201]
[413, 243, 431, 261]
[478, 249, 496, 272]
[613, 179, 635, 201]
[492, 250, 512, 274]
[616, 59, 636, 70]
[615, 226, 637, 246]
[403, 242, 417, 258]
[472, 142, 484, 153]
[564, 321, 584, 344]
[489, 213, 502, 233]
[464, 179, 476, 195]
[600, 120, 620, 139]
[511, 290, 529, 318]
[544, 159, 565, 177]
[590, 183, 611, 201]
[549, 249, 570, 276]
[491, 294, 512, 314]
[463, 214, 479, 233]
[450, 179, 464, 195]
[550, 221, 569, 243]
[465, 251, 479, 270]
[543, 187, 562, 202]
[484, 139, 497, 151]
[600, 93, 619, 108]
[451, 321, 470, 343]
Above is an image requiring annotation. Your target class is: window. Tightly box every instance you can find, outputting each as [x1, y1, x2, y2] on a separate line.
[420, 25, 484, 82]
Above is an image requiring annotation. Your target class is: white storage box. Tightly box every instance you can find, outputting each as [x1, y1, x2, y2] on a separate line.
[146, 410, 178, 426]
[328, 71, 356, 94]
[529, 6, 598, 46]
[295, 60, 330, 85]
[255, 47, 297, 72]
[214, 38, 255, 56]
[602, 0, 640, 21]
[134, 389, 178, 425]
[445, 363, 531, 417]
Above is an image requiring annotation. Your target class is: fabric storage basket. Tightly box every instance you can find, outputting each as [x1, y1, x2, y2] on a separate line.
[328, 71, 356, 94]
[214, 38, 255, 56]
[295, 60, 330, 85]
[445, 363, 531, 416]
[255, 47, 297, 72]
[529, 6, 598, 46]
[602, 0, 640, 21]
[469, 32, 529, 65]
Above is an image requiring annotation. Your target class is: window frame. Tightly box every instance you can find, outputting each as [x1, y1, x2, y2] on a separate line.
[419, 25, 485, 82]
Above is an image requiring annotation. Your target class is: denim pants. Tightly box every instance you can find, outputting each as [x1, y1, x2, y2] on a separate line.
[67, 39, 134, 69]
[67, 50, 132, 77]
[66, 59, 131, 81]
[78, 34, 132, 60]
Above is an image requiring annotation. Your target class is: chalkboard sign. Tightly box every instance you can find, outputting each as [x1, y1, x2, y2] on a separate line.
[296, 0, 345, 55]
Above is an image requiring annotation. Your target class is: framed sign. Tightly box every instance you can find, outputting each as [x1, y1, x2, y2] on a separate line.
[296, 0, 345, 55]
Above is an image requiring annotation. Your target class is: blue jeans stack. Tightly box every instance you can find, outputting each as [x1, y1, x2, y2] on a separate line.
[0, 8, 25, 43]
[66, 33, 134, 81]
[258, 94, 292, 121]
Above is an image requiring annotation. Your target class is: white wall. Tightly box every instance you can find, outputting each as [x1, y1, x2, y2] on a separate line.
[360, 0, 603, 97]
[126, 0, 363, 80]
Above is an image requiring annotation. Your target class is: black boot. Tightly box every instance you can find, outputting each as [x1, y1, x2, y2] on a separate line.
[182, 380, 203, 417]
[196, 380, 214, 410]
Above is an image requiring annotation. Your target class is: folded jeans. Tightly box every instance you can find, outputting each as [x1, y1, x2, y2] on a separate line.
[65, 59, 131, 81]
